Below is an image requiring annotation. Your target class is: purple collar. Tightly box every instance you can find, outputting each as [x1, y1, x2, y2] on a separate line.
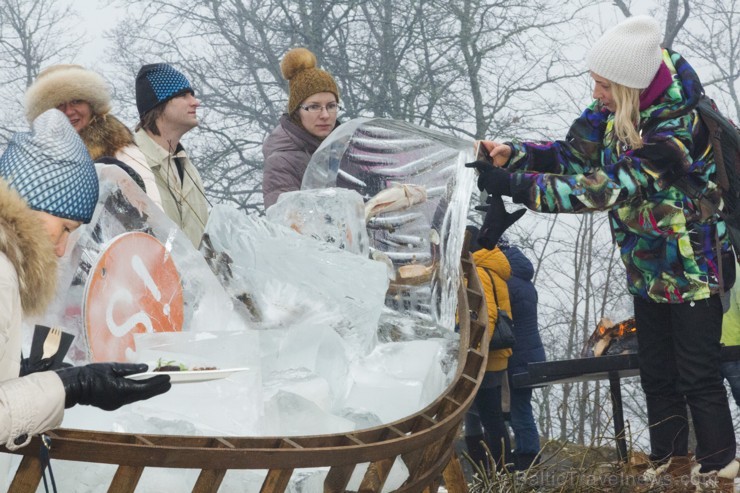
[639, 62, 673, 111]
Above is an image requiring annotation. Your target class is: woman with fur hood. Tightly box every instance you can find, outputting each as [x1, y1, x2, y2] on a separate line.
[24, 64, 163, 209]
[0, 110, 170, 453]
[262, 47, 341, 208]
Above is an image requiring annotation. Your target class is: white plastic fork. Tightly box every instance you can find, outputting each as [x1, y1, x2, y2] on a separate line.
[41, 327, 62, 359]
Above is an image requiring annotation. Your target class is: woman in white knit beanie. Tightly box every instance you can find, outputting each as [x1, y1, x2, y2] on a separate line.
[467, 15, 738, 488]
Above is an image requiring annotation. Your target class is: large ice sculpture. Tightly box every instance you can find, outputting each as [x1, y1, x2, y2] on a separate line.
[33, 165, 246, 364]
[10, 165, 463, 492]
[202, 205, 389, 357]
[266, 188, 370, 256]
[301, 118, 476, 330]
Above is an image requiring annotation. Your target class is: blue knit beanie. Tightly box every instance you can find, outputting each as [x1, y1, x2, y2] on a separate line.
[0, 109, 98, 223]
[135, 63, 194, 118]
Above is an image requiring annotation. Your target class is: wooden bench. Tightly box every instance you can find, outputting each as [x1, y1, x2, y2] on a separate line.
[513, 345, 740, 462]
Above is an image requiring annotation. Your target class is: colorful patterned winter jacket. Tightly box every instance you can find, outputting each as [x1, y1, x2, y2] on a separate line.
[505, 50, 735, 304]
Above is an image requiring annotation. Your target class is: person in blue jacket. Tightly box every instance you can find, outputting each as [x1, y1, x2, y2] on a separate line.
[499, 239, 546, 470]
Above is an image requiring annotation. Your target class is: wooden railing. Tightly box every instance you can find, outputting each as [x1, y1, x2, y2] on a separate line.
[3, 254, 488, 493]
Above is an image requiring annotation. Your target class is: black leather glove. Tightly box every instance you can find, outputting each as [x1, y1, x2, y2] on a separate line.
[475, 194, 526, 250]
[465, 160, 512, 196]
[19, 356, 55, 377]
[56, 363, 171, 411]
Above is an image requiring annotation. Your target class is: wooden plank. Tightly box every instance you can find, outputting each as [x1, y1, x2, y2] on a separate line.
[408, 426, 459, 484]
[8, 455, 43, 493]
[261, 468, 293, 493]
[400, 447, 424, 477]
[324, 464, 356, 493]
[358, 458, 394, 492]
[407, 439, 444, 482]
[193, 469, 227, 492]
[107, 465, 144, 493]
[395, 446, 455, 493]
[441, 451, 468, 493]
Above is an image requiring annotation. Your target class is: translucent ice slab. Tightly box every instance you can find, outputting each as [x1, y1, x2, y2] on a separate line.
[302, 118, 475, 330]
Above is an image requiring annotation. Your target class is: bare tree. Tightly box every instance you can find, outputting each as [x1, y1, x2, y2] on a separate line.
[0, 0, 83, 139]
[437, 0, 597, 140]
[677, 0, 740, 121]
[98, 0, 735, 447]
[107, 0, 365, 214]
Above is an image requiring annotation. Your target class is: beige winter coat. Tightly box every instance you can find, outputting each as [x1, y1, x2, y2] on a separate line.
[80, 114, 163, 210]
[134, 129, 209, 247]
[0, 181, 65, 451]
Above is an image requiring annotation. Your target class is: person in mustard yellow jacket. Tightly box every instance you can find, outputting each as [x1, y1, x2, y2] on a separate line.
[464, 226, 513, 472]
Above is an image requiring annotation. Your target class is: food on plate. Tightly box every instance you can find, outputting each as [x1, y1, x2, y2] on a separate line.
[153, 358, 218, 372]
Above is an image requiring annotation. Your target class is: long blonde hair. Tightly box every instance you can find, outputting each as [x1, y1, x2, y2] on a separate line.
[611, 82, 643, 150]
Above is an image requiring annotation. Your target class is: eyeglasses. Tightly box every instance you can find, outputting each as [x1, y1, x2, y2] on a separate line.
[57, 100, 87, 110]
[299, 103, 342, 114]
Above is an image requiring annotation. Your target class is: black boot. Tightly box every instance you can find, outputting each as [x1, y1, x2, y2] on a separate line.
[513, 452, 539, 471]
[465, 434, 488, 470]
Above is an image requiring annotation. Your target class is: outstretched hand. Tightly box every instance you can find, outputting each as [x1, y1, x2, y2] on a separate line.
[477, 140, 512, 167]
[56, 363, 171, 411]
[465, 161, 512, 196]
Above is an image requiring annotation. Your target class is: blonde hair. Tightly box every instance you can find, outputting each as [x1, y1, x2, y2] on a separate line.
[611, 82, 644, 150]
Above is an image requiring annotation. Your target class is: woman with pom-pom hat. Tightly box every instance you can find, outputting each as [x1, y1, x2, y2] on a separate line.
[262, 47, 340, 208]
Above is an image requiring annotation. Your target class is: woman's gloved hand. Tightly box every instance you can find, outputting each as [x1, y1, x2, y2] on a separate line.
[20, 355, 73, 376]
[465, 161, 512, 196]
[56, 363, 171, 411]
[19, 356, 55, 377]
[475, 194, 526, 249]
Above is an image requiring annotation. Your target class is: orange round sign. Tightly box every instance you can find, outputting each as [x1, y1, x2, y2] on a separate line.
[84, 232, 184, 362]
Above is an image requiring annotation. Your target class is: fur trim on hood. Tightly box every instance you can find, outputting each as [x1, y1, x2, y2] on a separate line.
[0, 180, 58, 316]
[25, 64, 112, 123]
[79, 114, 136, 160]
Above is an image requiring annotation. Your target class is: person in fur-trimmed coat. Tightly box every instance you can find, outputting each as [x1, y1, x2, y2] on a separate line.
[0, 110, 170, 452]
[24, 64, 163, 209]
[0, 177, 66, 450]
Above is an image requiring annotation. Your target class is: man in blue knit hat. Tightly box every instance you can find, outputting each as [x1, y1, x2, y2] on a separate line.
[134, 63, 209, 247]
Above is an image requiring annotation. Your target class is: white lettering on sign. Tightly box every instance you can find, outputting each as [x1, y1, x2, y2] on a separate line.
[85, 232, 184, 362]
[132, 254, 161, 301]
[106, 288, 154, 336]
[105, 254, 170, 337]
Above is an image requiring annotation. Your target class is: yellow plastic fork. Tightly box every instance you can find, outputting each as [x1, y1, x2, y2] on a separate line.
[41, 327, 62, 360]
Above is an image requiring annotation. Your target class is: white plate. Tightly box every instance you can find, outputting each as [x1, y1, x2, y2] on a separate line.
[126, 368, 248, 384]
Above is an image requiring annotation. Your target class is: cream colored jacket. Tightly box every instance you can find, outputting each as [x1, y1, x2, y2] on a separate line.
[0, 182, 65, 451]
[115, 144, 164, 210]
[134, 129, 209, 247]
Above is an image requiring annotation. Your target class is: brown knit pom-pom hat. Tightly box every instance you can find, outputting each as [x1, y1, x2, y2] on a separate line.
[281, 48, 339, 114]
